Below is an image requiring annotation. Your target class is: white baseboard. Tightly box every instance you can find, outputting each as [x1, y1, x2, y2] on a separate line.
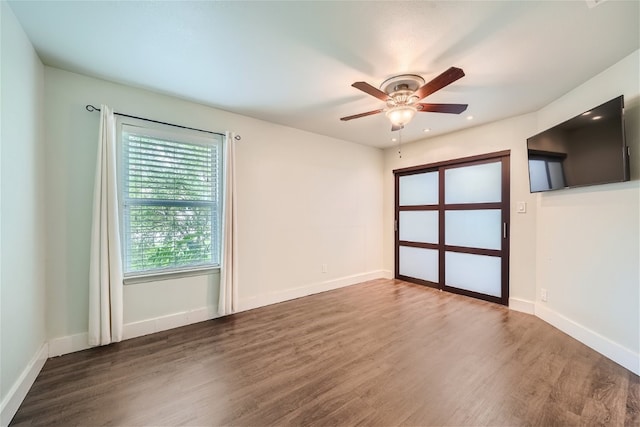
[0, 342, 48, 427]
[48, 306, 220, 357]
[508, 297, 535, 314]
[48, 332, 90, 357]
[535, 303, 639, 375]
[381, 269, 393, 279]
[122, 306, 219, 340]
[238, 270, 388, 312]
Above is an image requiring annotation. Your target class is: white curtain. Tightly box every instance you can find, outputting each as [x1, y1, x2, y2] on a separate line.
[88, 105, 124, 345]
[219, 132, 238, 316]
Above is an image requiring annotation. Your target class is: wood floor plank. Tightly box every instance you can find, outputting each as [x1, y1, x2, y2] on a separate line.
[626, 376, 640, 426]
[9, 279, 639, 426]
[581, 357, 630, 426]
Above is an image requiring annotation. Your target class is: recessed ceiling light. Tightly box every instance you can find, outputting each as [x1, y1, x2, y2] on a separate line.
[466, 115, 474, 120]
[391, 138, 397, 142]
[423, 128, 431, 133]
[592, 116, 602, 120]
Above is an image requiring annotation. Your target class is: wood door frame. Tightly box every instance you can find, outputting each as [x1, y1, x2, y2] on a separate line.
[394, 150, 510, 306]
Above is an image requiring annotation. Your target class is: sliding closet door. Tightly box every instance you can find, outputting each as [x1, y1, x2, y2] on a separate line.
[395, 151, 510, 305]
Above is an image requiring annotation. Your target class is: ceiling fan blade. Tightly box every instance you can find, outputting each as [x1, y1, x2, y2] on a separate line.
[413, 67, 465, 101]
[340, 109, 384, 121]
[417, 103, 468, 114]
[391, 124, 404, 132]
[352, 82, 390, 101]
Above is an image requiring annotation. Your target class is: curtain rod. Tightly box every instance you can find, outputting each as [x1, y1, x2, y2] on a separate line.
[85, 104, 240, 140]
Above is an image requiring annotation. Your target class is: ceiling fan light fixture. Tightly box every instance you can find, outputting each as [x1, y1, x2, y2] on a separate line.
[386, 105, 417, 127]
[340, 67, 467, 129]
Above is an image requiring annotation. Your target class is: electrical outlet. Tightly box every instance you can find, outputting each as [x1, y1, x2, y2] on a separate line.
[541, 288, 548, 302]
[321, 264, 327, 273]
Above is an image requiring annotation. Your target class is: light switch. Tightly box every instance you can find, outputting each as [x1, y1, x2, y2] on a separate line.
[516, 201, 527, 213]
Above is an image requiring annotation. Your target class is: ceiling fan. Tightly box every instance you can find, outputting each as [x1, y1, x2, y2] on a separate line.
[340, 67, 468, 131]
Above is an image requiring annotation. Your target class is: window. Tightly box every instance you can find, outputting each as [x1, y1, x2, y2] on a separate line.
[120, 123, 223, 277]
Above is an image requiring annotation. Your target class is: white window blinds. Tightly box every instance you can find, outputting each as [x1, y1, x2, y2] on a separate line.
[121, 124, 222, 275]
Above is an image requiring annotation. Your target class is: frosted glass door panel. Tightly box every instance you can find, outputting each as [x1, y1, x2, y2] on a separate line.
[445, 162, 501, 203]
[445, 209, 502, 250]
[399, 172, 438, 206]
[445, 252, 501, 297]
[399, 246, 438, 283]
[399, 211, 438, 243]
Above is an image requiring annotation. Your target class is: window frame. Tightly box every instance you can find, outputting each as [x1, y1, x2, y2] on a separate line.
[116, 117, 223, 283]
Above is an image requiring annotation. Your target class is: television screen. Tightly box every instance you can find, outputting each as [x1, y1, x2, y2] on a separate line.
[526, 95, 629, 193]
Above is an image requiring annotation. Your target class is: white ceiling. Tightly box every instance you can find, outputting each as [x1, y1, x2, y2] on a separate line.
[8, 0, 639, 148]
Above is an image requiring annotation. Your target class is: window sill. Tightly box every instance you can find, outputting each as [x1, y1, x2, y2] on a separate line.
[124, 266, 220, 285]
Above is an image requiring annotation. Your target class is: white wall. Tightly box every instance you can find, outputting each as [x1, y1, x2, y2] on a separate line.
[43, 67, 384, 349]
[383, 50, 640, 374]
[235, 117, 385, 309]
[0, 1, 47, 423]
[534, 50, 639, 373]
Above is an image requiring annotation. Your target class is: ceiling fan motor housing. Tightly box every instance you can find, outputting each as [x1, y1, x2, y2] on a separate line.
[381, 74, 425, 107]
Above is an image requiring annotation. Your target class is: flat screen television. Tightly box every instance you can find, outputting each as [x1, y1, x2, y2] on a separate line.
[526, 95, 629, 193]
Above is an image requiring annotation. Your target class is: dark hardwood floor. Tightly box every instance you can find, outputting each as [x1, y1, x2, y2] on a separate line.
[11, 279, 639, 426]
